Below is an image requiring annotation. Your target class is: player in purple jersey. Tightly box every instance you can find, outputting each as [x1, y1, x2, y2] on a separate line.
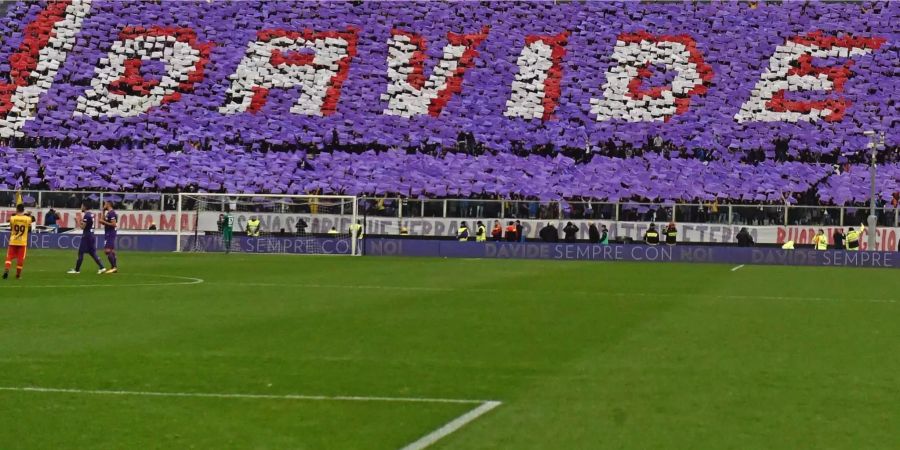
[98, 200, 119, 273]
[67, 203, 107, 274]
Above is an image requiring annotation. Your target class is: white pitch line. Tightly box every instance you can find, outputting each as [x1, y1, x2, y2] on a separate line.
[0, 386, 488, 405]
[0, 386, 501, 449]
[400, 401, 502, 450]
[731, 264, 745, 272]
[3, 274, 204, 289]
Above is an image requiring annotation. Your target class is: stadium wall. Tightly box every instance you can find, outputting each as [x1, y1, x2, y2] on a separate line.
[365, 239, 900, 269]
[2, 232, 896, 268]
[9, 208, 900, 250]
[0, 233, 352, 255]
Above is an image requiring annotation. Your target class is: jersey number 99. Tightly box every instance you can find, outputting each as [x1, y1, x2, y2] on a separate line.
[12, 224, 27, 237]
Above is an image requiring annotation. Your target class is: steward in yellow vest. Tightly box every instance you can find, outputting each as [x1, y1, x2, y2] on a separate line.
[246, 217, 261, 237]
[457, 222, 470, 241]
[475, 221, 487, 242]
[350, 220, 364, 239]
[813, 230, 828, 250]
[845, 226, 864, 250]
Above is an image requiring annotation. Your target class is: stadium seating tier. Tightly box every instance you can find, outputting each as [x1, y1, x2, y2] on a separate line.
[0, 1, 896, 205]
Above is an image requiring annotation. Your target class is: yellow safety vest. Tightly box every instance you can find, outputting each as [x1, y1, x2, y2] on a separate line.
[814, 234, 828, 250]
[476, 225, 487, 242]
[247, 219, 261, 237]
[458, 227, 469, 241]
[846, 230, 860, 250]
[350, 223, 363, 238]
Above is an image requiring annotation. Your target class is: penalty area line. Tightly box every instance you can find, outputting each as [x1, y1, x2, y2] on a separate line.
[0, 386, 490, 405]
[0, 386, 501, 450]
[400, 400, 502, 450]
[730, 264, 745, 272]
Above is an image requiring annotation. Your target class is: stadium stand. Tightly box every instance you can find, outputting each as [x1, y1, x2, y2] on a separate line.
[0, 1, 897, 207]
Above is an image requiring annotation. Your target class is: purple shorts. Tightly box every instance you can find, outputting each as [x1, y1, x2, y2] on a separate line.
[79, 240, 96, 253]
[104, 234, 117, 250]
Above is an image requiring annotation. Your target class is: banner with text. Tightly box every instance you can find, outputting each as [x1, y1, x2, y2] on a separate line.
[367, 240, 900, 269]
[8, 208, 898, 251]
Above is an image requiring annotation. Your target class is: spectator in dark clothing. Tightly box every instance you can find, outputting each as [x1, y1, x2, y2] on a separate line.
[588, 223, 600, 243]
[563, 222, 579, 242]
[736, 227, 754, 247]
[296, 218, 308, 235]
[515, 220, 524, 243]
[832, 228, 845, 249]
[539, 223, 558, 242]
[45, 208, 59, 233]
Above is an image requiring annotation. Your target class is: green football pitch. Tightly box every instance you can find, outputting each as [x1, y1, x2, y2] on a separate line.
[1, 249, 898, 449]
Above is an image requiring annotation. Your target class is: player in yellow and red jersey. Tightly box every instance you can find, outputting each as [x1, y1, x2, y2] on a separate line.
[4, 204, 34, 280]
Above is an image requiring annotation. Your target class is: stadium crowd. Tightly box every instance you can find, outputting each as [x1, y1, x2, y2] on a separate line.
[0, 1, 897, 214]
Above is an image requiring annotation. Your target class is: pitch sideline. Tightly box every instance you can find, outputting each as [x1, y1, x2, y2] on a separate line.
[0, 386, 501, 449]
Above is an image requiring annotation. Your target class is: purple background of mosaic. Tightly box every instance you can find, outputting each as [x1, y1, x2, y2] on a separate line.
[1, 1, 897, 151]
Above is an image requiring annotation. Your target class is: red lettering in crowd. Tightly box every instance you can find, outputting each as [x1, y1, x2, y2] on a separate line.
[619, 31, 713, 120]
[765, 32, 886, 122]
[525, 31, 569, 121]
[430, 27, 489, 117]
[109, 27, 213, 105]
[0, 1, 72, 116]
[248, 28, 359, 114]
[109, 59, 160, 96]
[389, 27, 490, 117]
[248, 86, 269, 113]
[270, 49, 315, 67]
[390, 30, 428, 90]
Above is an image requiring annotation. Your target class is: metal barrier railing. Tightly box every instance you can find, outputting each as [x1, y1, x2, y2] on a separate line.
[354, 197, 900, 227]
